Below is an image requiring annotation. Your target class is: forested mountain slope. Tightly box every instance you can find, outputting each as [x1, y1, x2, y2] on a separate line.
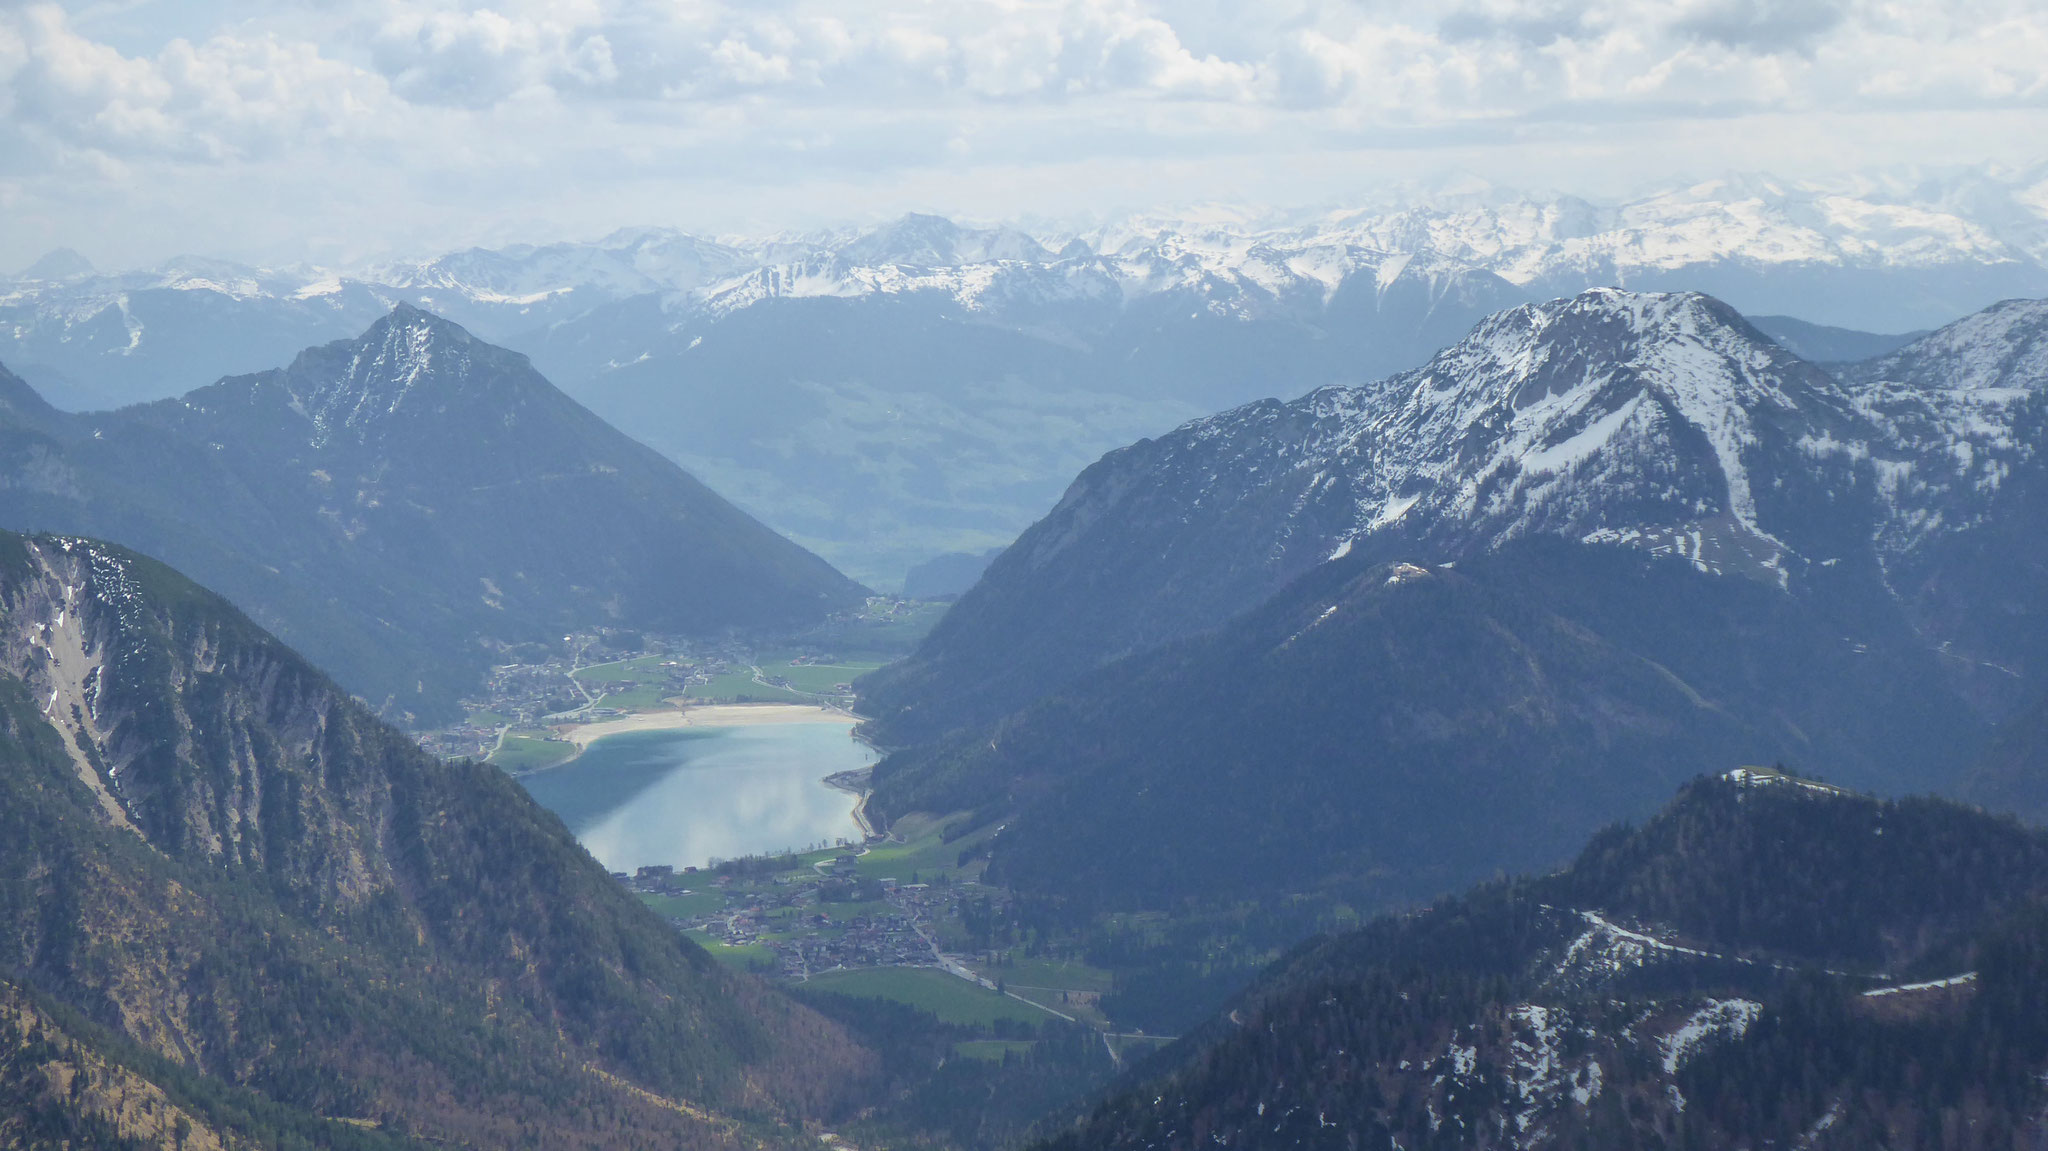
[868, 544, 1980, 912]
[0, 305, 864, 723]
[0, 531, 873, 1148]
[1041, 773, 2048, 1151]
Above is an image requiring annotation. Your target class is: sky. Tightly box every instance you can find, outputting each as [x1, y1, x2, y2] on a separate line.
[2, 0, 2046, 271]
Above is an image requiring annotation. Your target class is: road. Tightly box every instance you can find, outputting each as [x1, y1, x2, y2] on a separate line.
[906, 915, 1081, 1024]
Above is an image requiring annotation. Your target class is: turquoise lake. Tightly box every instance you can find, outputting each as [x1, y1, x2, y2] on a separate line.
[518, 722, 876, 872]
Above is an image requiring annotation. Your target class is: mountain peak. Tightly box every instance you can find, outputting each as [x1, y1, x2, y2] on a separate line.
[20, 247, 94, 281]
[858, 286, 1882, 742]
[377, 298, 474, 342]
[1850, 296, 2048, 394]
[840, 213, 1052, 267]
[1295, 286, 1840, 584]
[283, 303, 494, 445]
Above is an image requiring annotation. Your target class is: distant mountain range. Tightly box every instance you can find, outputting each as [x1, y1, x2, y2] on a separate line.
[1041, 771, 2048, 1151]
[0, 305, 864, 723]
[0, 530, 873, 1147]
[6, 171, 2042, 585]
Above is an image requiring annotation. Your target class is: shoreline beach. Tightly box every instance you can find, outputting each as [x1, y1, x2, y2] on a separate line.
[554, 702, 856, 751]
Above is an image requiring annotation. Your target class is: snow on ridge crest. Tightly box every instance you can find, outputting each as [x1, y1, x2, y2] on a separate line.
[1117, 286, 1952, 592]
[295, 306, 477, 446]
[1343, 289, 1806, 578]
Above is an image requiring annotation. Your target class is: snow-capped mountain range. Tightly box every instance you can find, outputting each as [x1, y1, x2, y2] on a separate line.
[5, 170, 2046, 586]
[858, 287, 2048, 742]
[9, 171, 2047, 403]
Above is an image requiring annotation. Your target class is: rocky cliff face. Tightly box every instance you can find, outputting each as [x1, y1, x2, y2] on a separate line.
[0, 530, 873, 1149]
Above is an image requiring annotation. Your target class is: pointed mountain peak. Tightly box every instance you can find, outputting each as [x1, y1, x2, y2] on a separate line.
[378, 299, 472, 337]
[281, 303, 514, 447]
[840, 213, 1051, 267]
[21, 247, 94, 281]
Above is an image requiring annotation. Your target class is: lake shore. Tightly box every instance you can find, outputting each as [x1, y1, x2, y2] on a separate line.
[823, 767, 878, 839]
[519, 710, 877, 870]
[555, 702, 855, 751]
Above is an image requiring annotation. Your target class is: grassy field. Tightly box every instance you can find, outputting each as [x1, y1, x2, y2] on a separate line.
[593, 684, 673, 711]
[1007, 985, 1107, 1027]
[490, 734, 575, 772]
[685, 672, 812, 704]
[953, 1039, 1036, 1062]
[758, 658, 887, 694]
[802, 967, 1049, 1029]
[858, 816, 996, 883]
[638, 891, 727, 919]
[572, 655, 679, 684]
[681, 659, 880, 704]
[568, 655, 685, 711]
[683, 931, 774, 971]
[976, 957, 1114, 992]
[465, 709, 512, 728]
[815, 898, 896, 921]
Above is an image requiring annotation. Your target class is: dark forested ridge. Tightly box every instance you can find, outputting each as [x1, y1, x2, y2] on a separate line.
[867, 542, 1983, 914]
[0, 530, 874, 1148]
[0, 304, 865, 724]
[1746, 313, 1928, 363]
[1963, 688, 2048, 825]
[1039, 774, 2048, 1151]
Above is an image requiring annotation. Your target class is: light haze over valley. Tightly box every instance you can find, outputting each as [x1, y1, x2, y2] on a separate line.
[4, 2, 2048, 1149]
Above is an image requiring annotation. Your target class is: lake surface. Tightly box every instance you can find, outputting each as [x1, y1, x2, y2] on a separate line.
[519, 722, 876, 872]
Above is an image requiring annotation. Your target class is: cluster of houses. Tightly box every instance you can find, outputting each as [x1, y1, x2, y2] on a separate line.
[774, 908, 933, 975]
[616, 861, 965, 980]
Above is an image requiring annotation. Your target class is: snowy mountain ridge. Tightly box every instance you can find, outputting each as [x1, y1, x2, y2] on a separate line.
[1113, 288, 1869, 588]
[10, 171, 2048, 356]
[1166, 289, 2048, 587]
[858, 284, 2048, 742]
[1837, 298, 2048, 561]
[289, 302, 478, 447]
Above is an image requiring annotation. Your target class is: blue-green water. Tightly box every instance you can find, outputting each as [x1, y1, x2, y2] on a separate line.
[519, 722, 876, 872]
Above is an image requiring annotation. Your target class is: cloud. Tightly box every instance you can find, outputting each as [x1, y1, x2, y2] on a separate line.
[1671, 0, 1848, 52]
[2, 3, 397, 164]
[2, 0, 2045, 268]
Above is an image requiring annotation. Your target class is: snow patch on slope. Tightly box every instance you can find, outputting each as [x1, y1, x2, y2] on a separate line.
[1659, 999, 1762, 1074]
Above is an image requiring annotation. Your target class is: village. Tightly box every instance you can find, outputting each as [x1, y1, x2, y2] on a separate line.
[411, 633, 868, 765]
[619, 854, 987, 981]
[399, 600, 1130, 1035]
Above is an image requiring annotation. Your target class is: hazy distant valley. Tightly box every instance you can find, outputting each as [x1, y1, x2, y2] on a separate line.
[9, 173, 2048, 1149]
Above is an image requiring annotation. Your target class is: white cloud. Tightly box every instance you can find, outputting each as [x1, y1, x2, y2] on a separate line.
[3, 3, 396, 165]
[1, 0, 2044, 269]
